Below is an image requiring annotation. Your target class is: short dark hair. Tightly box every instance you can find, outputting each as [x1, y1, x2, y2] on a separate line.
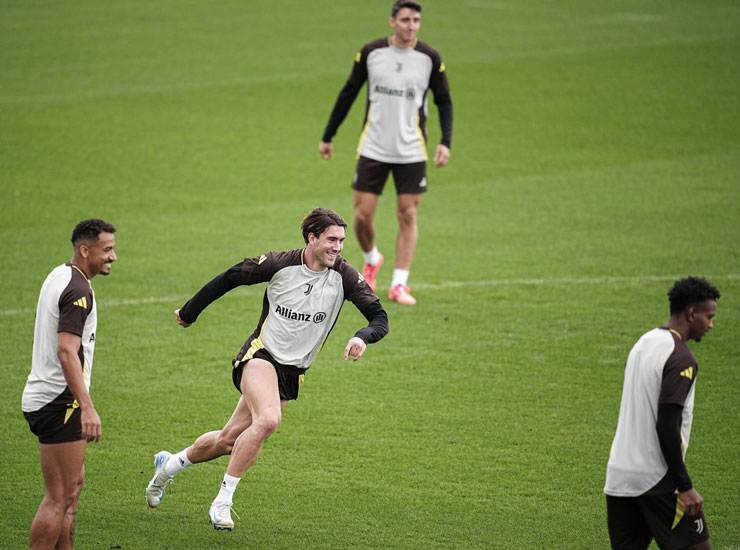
[301, 208, 346, 243]
[391, 0, 421, 17]
[668, 276, 720, 315]
[71, 219, 116, 246]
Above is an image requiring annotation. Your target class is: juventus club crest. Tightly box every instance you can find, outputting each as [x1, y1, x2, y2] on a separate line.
[304, 283, 313, 295]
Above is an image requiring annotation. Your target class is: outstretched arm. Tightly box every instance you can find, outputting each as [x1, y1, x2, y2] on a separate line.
[177, 263, 249, 325]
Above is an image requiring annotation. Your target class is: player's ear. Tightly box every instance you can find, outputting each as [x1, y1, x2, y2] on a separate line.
[685, 305, 696, 323]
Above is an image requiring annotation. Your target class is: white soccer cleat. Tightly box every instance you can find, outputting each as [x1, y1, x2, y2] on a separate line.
[145, 451, 173, 508]
[209, 501, 235, 531]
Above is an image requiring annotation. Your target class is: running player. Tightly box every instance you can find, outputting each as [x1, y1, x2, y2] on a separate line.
[145, 208, 388, 531]
[22, 219, 117, 549]
[605, 276, 719, 549]
[319, 0, 453, 305]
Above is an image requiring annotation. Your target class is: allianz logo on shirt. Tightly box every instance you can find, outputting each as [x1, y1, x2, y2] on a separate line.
[274, 304, 327, 324]
[373, 84, 416, 100]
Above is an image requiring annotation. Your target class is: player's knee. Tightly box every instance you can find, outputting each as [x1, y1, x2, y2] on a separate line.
[254, 413, 281, 438]
[44, 489, 76, 512]
[354, 209, 373, 226]
[397, 206, 417, 226]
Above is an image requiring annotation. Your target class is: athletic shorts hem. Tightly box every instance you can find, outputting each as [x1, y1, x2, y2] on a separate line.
[232, 348, 306, 401]
[352, 156, 427, 195]
[23, 394, 83, 444]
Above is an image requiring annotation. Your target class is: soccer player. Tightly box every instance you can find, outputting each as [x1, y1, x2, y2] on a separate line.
[145, 208, 388, 531]
[604, 276, 720, 550]
[22, 219, 117, 550]
[318, 0, 453, 306]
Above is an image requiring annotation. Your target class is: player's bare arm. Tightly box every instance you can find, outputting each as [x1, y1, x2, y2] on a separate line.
[58, 331, 101, 442]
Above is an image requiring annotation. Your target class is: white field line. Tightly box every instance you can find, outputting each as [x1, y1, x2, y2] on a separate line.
[2, 273, 738, 318]
[413, 273, 740, 291]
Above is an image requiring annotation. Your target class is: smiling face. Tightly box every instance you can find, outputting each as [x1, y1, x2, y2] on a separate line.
[389, 7, 421, 48]
[306, 225, 345, 270]
[78, 231, 117, 277]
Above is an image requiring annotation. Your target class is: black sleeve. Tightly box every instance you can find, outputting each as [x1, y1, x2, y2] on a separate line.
[656, 403, 693, 492]
[178, 263, 249, 324]
[321, 55, 368, 143]
[436, 98, 453, 148]
[353, 299, 389, 344]
[429, 55, 452, 149]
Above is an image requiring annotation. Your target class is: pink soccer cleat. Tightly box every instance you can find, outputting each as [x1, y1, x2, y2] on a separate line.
[362, 254, 384, 291]
[388, 284, 416, 306]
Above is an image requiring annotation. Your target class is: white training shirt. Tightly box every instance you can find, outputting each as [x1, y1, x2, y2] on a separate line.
[604, 328, 697, 496]
[22, 264, 97, 412]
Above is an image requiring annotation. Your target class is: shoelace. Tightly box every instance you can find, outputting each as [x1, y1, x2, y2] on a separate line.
[213, 503, 240, 522]
[158, 477, 174, 495]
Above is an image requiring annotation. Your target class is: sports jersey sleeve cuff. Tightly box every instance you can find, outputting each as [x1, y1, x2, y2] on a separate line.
[675, 476, 693, 493]
[354, 328, 373, 344]
[178, 304, 197, 324]
[57, 327, 83, 337]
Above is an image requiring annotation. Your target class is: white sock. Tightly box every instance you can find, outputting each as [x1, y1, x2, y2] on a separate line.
[363, 247, 381, 266]
[164, 448, 193, 477]
[214, 473, 241, 505]
[391, 269, 410, 288]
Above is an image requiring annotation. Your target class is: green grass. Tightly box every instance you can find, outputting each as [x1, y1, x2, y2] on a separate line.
[2, 1, 739, 548]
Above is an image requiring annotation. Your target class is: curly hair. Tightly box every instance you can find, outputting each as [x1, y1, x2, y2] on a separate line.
[668, 276, 720, 315]
[300, 208, 346, 244]
[71, 219, 116, 245]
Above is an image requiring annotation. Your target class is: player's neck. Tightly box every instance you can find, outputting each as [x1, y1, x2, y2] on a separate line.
[665, 317, 688, 341]
[390, 34, 416, 49]
[302, 248, 328, 273]
[70, 257, 92, 280]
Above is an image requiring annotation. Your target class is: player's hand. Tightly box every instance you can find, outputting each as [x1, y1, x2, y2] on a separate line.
[81, 406, 102, 443]
[678, 488, 703, 517]
[174, 309, 191, 328]
[319, 141, 333, 160]
[343, 336, 367, 361]
[434, 144, 450, 167]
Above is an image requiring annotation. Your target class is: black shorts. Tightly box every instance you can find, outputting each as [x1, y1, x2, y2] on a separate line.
[23, 391, 83, 444]
[232, 348, 305, 401]
[352, 156, 427, 195]
[606, 479, 710, 549]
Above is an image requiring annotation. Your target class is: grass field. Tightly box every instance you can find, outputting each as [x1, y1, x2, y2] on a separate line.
[2, 0, 739, 548]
